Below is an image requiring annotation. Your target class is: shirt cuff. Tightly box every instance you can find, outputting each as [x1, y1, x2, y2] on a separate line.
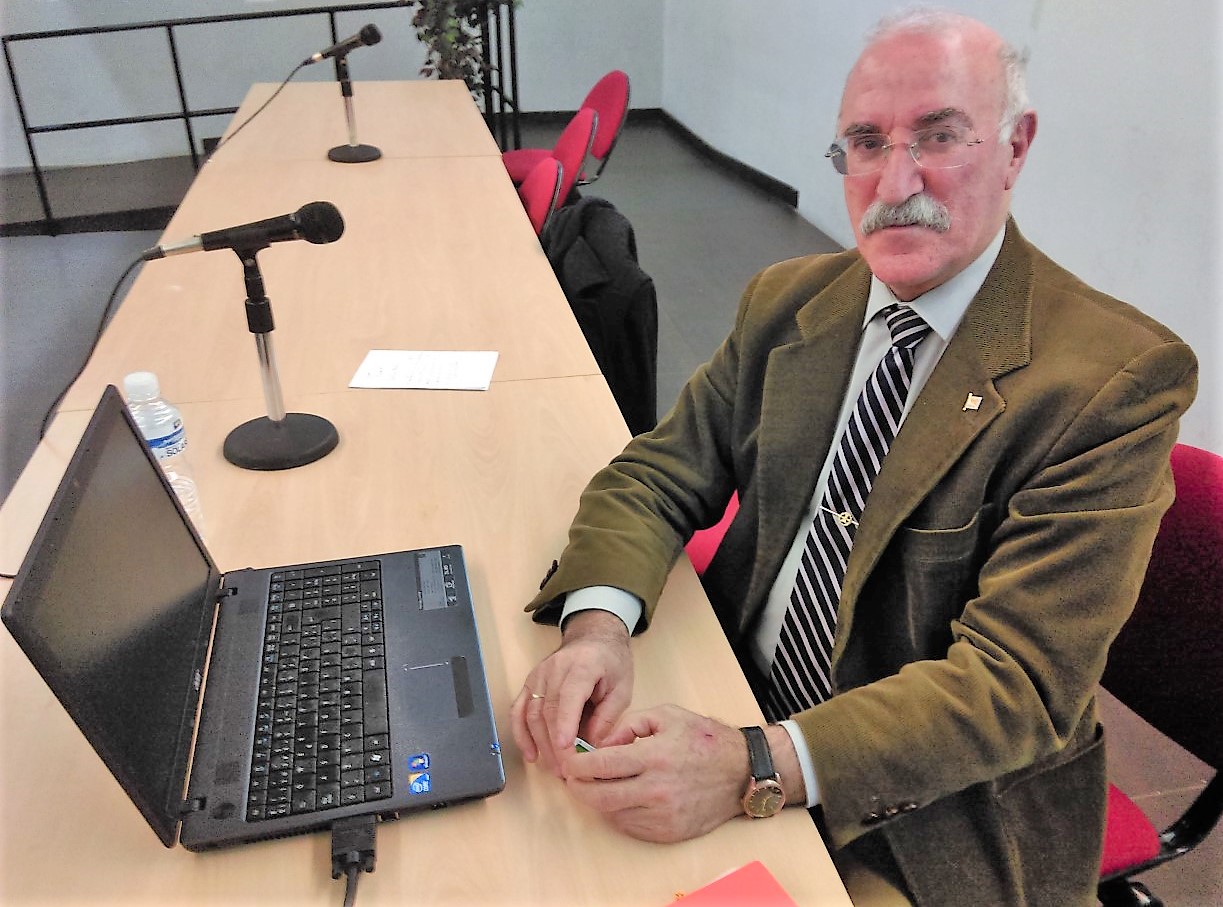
[779, 719, 822, 808]
[560, 586, 642, 636]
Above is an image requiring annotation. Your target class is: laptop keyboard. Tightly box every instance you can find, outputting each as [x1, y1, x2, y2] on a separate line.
[247, 560, 392, 821]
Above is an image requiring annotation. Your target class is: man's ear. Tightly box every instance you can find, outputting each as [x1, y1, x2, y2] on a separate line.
[1004, 110, 1037, 190]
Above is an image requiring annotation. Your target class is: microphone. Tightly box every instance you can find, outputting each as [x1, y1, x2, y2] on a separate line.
[141, 202, 345, 261]
[304, 24, 382, 65]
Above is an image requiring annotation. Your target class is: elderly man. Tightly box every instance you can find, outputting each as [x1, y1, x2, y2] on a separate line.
[510, 8, 1197, 905]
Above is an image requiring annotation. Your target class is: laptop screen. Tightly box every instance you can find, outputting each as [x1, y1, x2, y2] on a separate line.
[2, 387, 217, 845]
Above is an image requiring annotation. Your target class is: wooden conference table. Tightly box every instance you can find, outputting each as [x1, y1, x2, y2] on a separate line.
[0, 82, 853, 906]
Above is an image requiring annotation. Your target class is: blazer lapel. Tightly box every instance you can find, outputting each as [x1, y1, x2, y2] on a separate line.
[744, 261, 872, 633]
[834, 220, 1037, 646]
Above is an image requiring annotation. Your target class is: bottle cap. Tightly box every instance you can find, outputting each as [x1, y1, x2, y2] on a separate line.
[123, 371, 161, 402]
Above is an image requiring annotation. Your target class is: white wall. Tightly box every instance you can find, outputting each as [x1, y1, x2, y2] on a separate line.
[514, 0, 663, 110]
[662, 0, 1221, 454]
[0, 0, 1217, 450]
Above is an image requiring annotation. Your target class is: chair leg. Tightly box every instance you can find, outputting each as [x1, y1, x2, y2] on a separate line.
[1098, 878, 1164, 907]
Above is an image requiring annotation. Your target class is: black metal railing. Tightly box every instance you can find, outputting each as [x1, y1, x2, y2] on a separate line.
[2, 1, 519, 235]
[480, 1, 521, 151]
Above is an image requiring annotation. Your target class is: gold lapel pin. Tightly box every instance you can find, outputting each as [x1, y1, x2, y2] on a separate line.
[963, 393, 983, 412]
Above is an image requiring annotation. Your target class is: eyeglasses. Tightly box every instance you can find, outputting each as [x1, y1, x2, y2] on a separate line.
[826, 124, 984, 177]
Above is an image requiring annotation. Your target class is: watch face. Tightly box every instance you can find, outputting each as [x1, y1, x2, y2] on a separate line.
[745, 779, 785, 818]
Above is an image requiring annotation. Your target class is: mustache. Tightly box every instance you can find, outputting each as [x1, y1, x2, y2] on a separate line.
[861, 194, 951, 235]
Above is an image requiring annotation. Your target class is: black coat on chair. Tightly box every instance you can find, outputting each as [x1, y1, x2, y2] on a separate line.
[542, 197, 658, 436]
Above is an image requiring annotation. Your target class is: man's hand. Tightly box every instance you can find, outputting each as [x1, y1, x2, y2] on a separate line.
[510, 609, 634, 774]
[558, 704, 750, 843]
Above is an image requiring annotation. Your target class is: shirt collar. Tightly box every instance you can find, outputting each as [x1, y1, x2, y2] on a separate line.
[864, 226, 1006, 342]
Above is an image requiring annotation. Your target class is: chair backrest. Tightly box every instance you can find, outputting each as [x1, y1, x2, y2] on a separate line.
[686, 491, 740, 575]
[1101, 443, 1223, 770]
[517, 158, 563, 235]
[551, 107, 597, 205]
[580, 70, 630, 182]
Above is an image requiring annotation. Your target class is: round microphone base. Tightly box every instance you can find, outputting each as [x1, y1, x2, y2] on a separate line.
[328, 143, 382, 164]
[223, 413, 339, 471]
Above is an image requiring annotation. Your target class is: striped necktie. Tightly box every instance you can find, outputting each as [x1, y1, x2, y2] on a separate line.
[765, 304, 931, 720]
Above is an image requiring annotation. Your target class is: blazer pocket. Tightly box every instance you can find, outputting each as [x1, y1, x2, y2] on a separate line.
[892, 504, 996, 658]
[899, 503, 996, 563]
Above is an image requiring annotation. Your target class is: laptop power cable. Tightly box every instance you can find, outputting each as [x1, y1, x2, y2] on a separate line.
[330, 815, 377, 907]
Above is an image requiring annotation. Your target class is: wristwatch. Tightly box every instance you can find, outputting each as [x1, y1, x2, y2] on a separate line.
[740, 726, 786, 818]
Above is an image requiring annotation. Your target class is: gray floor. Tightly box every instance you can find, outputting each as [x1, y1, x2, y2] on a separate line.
[1, 229, 161, 499]
[1, 120, 1219, 905]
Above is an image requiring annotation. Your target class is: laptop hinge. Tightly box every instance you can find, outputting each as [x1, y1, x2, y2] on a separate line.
[178, 797, 206, 817]
[215, 579, 238, 603]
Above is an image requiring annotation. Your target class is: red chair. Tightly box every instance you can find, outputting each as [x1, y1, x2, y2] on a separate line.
[502, 107, 596, 210]
[572, 69, 629, 185]
[685, 491, 740, 575]
[518, 157, 565, 238]
[503, 70, 629, 187]
[1098, 443, 1223, 905]
[517, 158, 563, 235]
[551, 107, 596, 203]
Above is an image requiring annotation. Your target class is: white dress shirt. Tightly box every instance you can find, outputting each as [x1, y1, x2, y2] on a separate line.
[560, 227, 1005, 807]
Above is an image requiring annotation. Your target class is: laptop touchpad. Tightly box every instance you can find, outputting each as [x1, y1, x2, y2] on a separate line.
[402, 657, 473, 722]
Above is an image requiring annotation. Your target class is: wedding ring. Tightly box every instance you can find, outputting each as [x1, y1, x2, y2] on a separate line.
[530, 692, 545, 700]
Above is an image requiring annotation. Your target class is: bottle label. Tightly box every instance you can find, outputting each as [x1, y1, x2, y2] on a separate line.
[148, 421, 187, 459]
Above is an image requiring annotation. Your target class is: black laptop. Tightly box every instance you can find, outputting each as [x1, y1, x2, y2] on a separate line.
[1, 385, 505, 850]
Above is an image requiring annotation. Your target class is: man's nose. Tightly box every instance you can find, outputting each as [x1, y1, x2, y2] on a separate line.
[874, 143, 924, 204]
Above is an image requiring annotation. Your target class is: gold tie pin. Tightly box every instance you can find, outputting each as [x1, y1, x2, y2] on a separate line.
[821, 505, 859, 527]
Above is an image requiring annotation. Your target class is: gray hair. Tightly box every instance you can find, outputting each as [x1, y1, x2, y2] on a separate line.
[867, 6, 1030, 141]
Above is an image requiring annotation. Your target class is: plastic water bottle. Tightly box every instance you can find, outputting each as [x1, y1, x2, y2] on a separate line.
[123, 371, 205, 532]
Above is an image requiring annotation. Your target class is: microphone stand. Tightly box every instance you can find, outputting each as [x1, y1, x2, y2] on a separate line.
[327, 54, 381, 163]
[222, 248, 339, 470]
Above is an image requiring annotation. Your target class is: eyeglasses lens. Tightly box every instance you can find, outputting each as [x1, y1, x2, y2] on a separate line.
[826, 126, 979, 176]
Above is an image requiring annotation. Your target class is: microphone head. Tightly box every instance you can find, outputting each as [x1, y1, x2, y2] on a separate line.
[360, 24, 382, 47]
[295, 202, 345, 245]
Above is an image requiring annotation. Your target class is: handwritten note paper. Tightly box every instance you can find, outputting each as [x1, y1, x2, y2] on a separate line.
[350, 350, 499, 391]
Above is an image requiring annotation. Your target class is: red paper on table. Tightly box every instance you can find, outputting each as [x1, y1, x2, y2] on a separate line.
[671, 860, 800, 905]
